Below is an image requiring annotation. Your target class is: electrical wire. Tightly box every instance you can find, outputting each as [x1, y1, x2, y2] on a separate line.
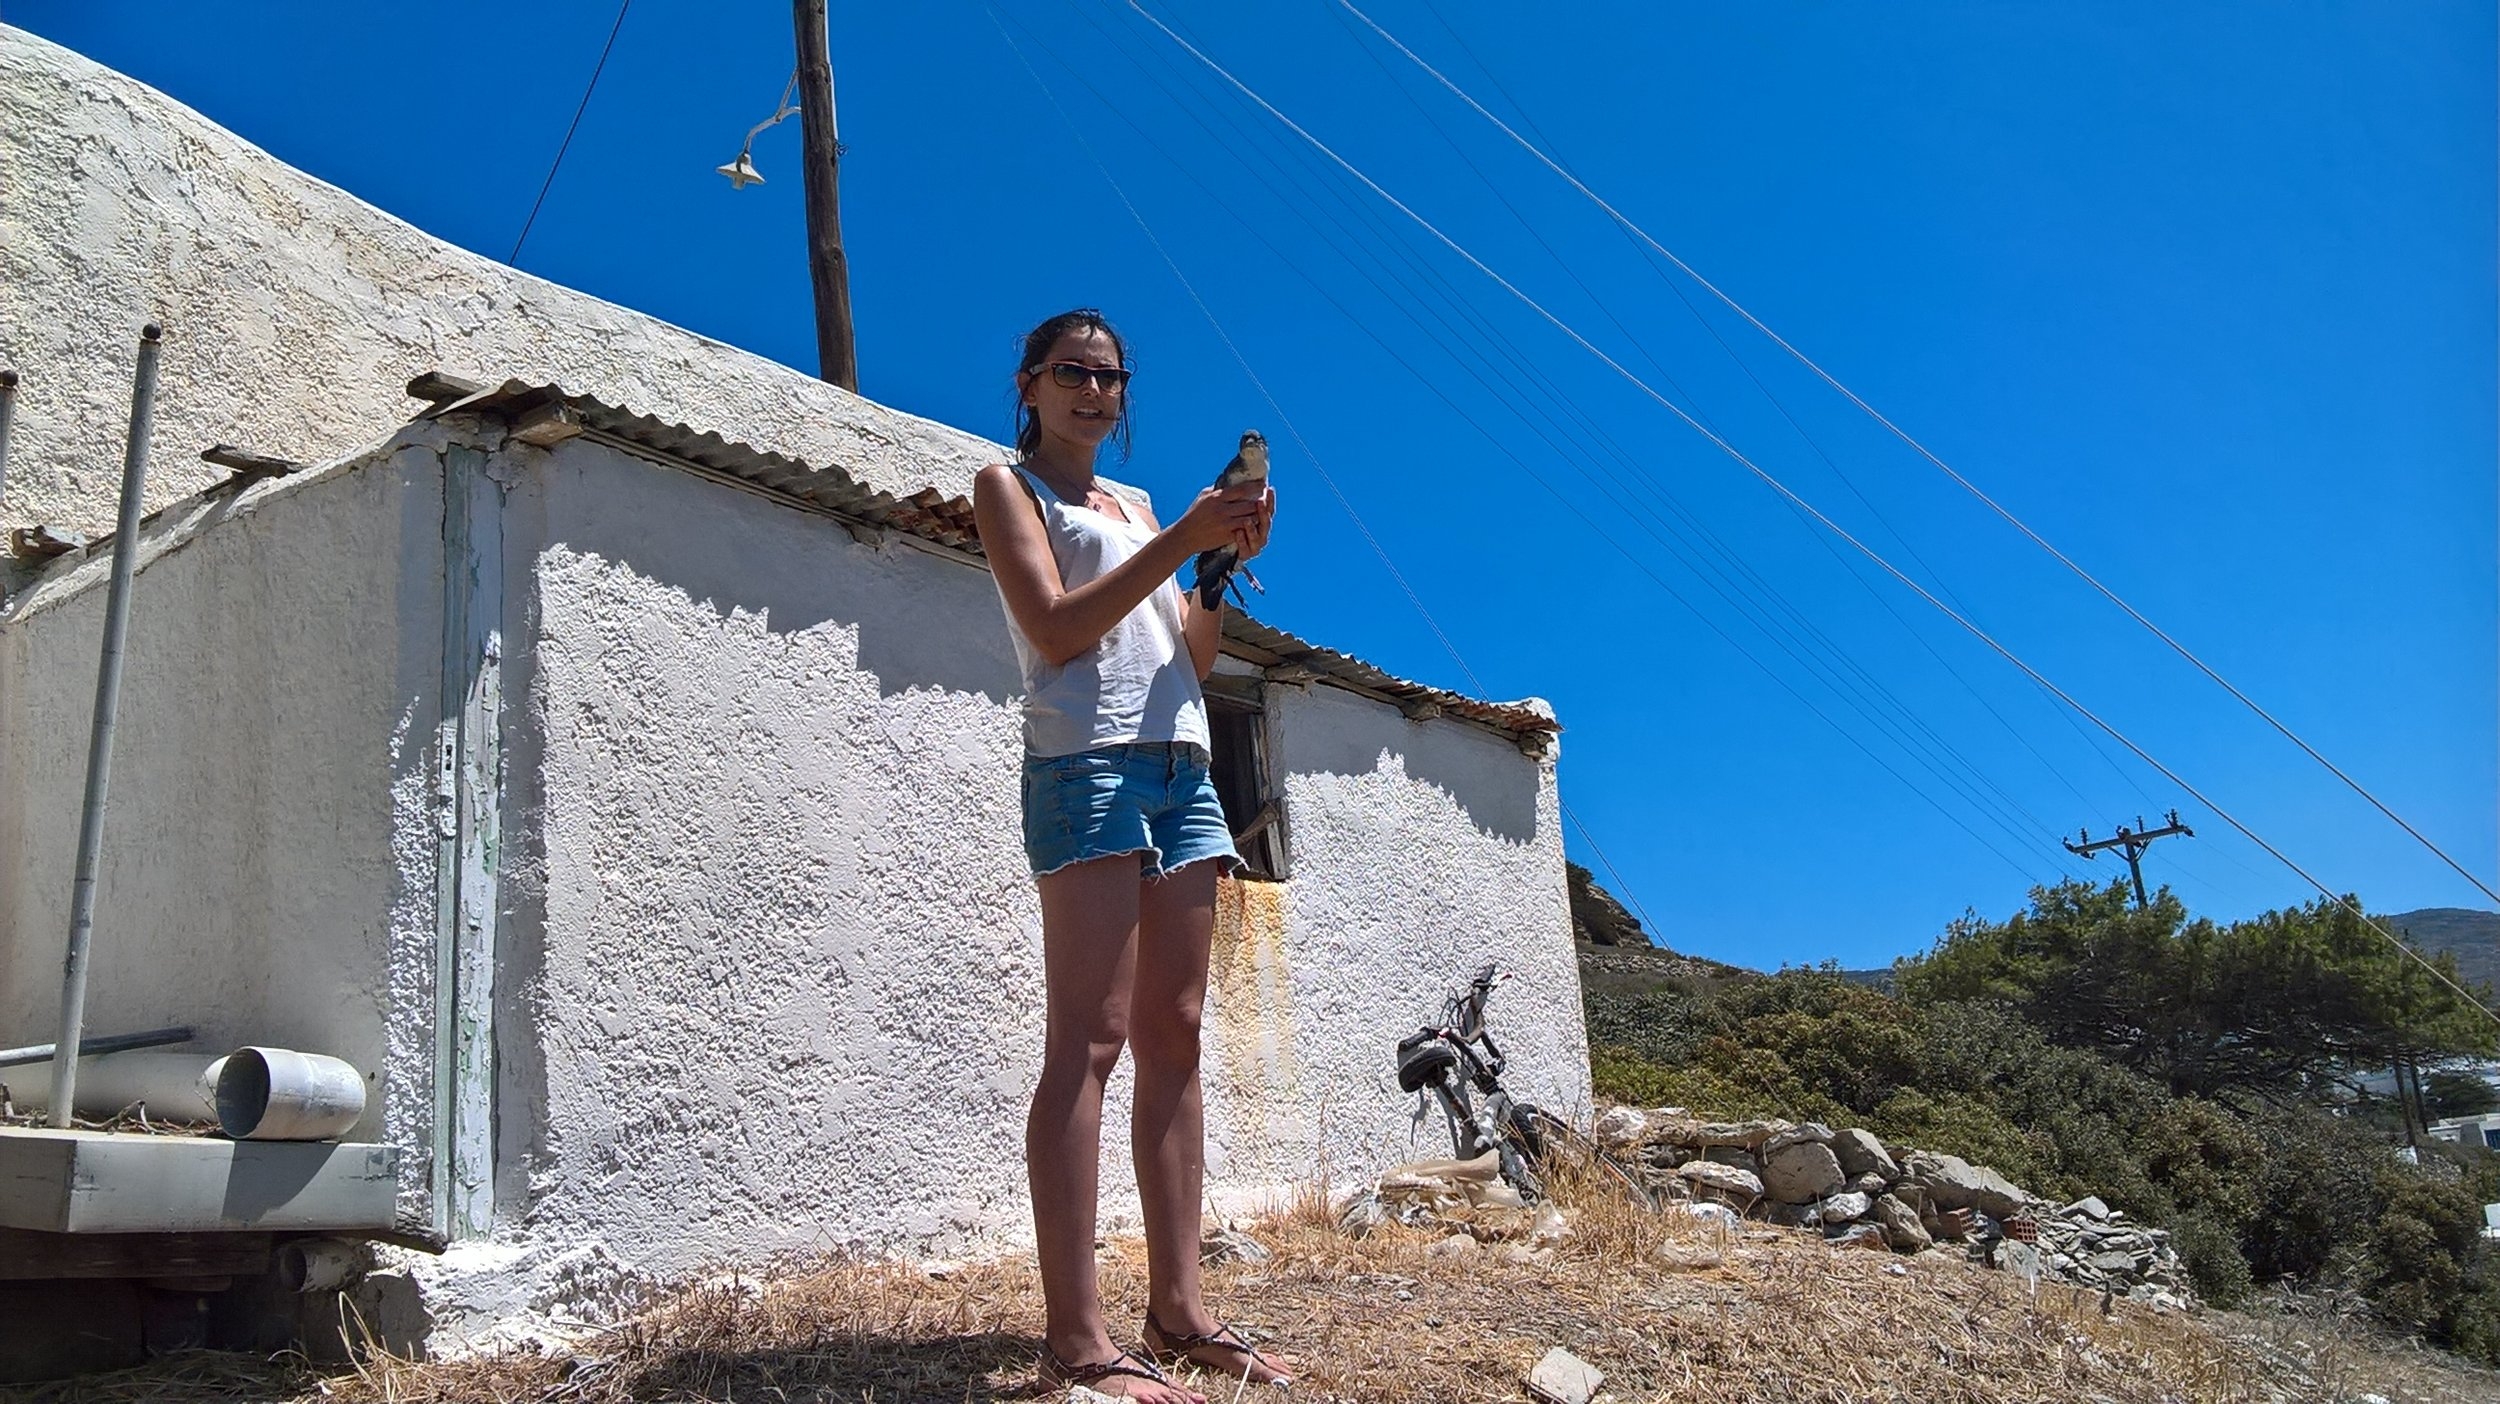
[510, 0, 634, 266]
[1073, 2, 2086, 878]
[1327, 6, 2112, 842]
[984, 2, 1698, 927]
[1047, 5, 2078, 883]
[1338, 0, 2500, 910]
[1124, 0, 2500, 1025]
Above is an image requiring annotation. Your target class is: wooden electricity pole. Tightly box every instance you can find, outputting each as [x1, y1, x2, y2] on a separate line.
[793, 0, 859, 391]
[2063, 809, 2195, 908]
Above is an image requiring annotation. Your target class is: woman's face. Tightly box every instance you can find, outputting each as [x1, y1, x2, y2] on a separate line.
[1021, 326, 1126, 454]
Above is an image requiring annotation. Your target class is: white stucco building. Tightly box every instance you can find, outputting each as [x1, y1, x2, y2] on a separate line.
[0, 26, 1585, 1346]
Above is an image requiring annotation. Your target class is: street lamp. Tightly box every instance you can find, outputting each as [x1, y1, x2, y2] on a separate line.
[717, 72, 799, 189]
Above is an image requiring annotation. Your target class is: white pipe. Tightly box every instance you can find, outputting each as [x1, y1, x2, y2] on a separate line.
[2, 1052, 224, 1121]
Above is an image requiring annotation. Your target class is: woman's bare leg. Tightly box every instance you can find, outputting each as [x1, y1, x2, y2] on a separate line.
[1028, 854, 1203, 1404]
[1130, 861, 1215, 1324]
[1132, 863, 1295, 1386]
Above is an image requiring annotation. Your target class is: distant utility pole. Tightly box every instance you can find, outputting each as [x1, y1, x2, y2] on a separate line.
[793, 0, 859, 392]
[2063, 809, 2196, 908]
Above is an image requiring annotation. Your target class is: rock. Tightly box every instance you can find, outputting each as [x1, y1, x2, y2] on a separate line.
[1827, 1223, 1890, 1251]
[1678, 1202, 1742, 1232]
[1844, 1170, 1889, 1198]
[1703, 1146, 1761, 1176]
[1817, 1190, 1873, 1224]
[1200, 1217, 1271, 1266]
[1531, 1204, 1571, 1247]
[1526, 1346, 1605, 1404]
[1568, 863, 1645, 946]
[1902, 1150, 2029, 1220]
[1593, 1106, 1648, 1150]
[1995, 1239, 2043, 1278]
[1763, 1200, 1821, 1229]
[1760, 1141, 1846, 1204]
[1873, 1194, 1931, 1253]
[1676, 1160, 1764, 1203]
[1832, 1127, 1900, 1181]
[1762, 1121, 1834, 1155]
[1654, 1118, 1790, 1151]
[1654, 1241, 1724, 1270]
[2061, 1195, 2111, 1221]
[1425, 1233, 1481, 1260]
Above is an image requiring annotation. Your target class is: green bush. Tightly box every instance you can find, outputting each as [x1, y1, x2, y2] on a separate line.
[2168, 1210, 2254, 1306]
[1578, 900, 2500, 1363]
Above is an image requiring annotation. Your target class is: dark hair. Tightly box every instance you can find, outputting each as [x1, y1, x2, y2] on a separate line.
[1014, 308, 1132, 462]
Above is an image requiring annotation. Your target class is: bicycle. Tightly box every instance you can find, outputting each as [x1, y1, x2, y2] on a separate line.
[1395, 961, 1556, 1202]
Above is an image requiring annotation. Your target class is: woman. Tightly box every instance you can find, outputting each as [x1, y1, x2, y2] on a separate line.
[972, 309, 1292, 1400]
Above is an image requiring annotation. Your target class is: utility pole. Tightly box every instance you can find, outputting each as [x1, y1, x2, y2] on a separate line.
[2063, 809, 2195, 908]
[792, 0, 859, 392]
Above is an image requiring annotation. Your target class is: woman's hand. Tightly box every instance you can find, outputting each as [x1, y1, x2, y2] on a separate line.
[1172, 482, 1268, 553]
[1232, 486, 1277, 561]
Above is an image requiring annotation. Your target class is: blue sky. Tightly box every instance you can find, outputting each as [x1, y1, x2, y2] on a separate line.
[14, 2, 2494, 970]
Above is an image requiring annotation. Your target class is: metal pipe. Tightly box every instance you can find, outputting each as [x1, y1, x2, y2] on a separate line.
[49, 323, 163, 1128]
[0, 1025, 193, 1068]
[0, 368, 20, 503]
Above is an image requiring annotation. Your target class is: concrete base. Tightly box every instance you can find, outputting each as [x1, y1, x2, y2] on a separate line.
[0, 1129, 401, 1232]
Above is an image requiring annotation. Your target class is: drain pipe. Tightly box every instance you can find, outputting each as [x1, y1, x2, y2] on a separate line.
[49, 324, 163, 1128]
[0, 368, 19, 503]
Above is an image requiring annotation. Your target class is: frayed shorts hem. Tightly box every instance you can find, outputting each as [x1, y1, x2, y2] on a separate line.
[1021, 741, 1241, 882]
[1028, 845, 1241, 883]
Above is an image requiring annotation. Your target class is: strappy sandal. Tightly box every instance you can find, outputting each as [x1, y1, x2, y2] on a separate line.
[1039, 1344, 1183, 1397]
[1142, 1311, 1293, 1388]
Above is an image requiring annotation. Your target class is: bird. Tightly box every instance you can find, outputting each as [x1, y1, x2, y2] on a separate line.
[1192, 430, 1269, 609]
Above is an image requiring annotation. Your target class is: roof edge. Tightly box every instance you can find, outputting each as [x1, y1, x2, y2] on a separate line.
[424, 376, 1561, 742]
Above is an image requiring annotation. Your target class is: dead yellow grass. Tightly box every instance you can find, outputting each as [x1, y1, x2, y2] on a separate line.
[19, 1146, 2492, 1403]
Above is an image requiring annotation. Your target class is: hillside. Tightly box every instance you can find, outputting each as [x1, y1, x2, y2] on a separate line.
[2388, 907, 2500, 992]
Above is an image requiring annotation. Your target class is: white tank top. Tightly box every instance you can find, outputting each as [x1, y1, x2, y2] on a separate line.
[999, 466, 1211, 758]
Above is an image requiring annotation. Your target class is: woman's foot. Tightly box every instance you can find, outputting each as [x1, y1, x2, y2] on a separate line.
[1141, 1311, 1296, 1388]
[1039, 1340, 1207, 1403]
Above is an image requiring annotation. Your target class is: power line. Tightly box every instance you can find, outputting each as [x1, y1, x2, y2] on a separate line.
[1070, 2, 2083, 881]
[1123, 0, 2500, 1027]
[1338, 0, 2500, 911]
[510, 0, 634, 267]
[985, 4, 1687, 932]
[1048, 4, 2078, 883]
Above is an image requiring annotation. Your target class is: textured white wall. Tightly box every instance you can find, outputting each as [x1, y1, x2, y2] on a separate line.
[1249, 682, 1589, 1181]
[0, 25, 996, 537]
[501, 437, 1046, 1276]
[0, 442, 447, 1194]
[464, 437, 1579, 1326]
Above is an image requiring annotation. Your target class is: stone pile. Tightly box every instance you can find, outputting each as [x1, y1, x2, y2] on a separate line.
[1594, 1106, 2192, 1307]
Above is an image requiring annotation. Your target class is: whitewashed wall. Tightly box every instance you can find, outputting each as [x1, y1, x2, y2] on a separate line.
[0, 426, 1580, 1346]
[1232, 682, 1589, 1189]
[0, 442, 448, 1206]
[0, 25, 996, 538]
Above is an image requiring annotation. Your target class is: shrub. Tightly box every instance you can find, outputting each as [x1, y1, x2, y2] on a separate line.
[2168, 1210, 2253, 1306]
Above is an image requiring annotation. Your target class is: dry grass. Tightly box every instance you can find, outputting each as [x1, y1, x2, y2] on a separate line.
[19, 1143, 2498, 1403]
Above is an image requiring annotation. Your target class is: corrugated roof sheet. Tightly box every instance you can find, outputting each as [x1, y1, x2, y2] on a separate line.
[413, 375, 1559, 741]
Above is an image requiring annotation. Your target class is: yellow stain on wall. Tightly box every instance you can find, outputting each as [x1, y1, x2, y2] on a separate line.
[1207, 875, 1302, 1176]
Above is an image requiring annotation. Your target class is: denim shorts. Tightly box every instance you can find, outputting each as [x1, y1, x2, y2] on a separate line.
[1021, 741, 1240, 880]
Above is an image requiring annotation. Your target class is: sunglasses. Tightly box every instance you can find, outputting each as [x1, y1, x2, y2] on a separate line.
[1033, 361, 1132, 393]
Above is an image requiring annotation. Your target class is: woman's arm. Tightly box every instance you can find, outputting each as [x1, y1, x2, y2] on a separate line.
[973, 466, 1263, 667]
